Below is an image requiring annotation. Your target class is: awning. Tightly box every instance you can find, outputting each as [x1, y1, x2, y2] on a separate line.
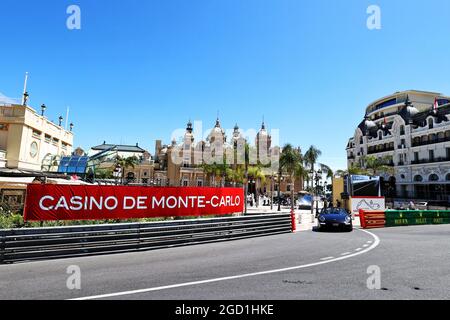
[46, 178, 92, 185]
[0, 177, 35, 184]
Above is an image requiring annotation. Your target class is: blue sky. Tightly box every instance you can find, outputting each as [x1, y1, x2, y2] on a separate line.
[1, 0, 450, 170]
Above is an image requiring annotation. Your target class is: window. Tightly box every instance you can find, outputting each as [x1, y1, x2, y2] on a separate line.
[52, 138, 59, 146]
[429, 150, 435, 161]
[447, 148, 450, 159]
[30, 142, 38, 158]
[45, 134, 51, 143]
[429, 174, 439, 182]
[428, 118, 434, 129]
[414, 175, 423, 182]
[182, 180, 189, 187]
[197, 180, 203, 187]
[287, 185, 291, 192]
[414, 152, 419, 162]
[62, 142, 68, 150]
[0, 124, 8, 131]
[32, 129, 42, 139]
[400, 125, 405, 135]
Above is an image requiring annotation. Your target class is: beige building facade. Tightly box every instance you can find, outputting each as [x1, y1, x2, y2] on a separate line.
[0, 103, 74, 171]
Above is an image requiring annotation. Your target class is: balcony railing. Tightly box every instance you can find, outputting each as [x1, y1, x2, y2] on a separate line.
[367, 146, 395, 155]
[412, 136, 450, 147]
[411, 157, 450, 165]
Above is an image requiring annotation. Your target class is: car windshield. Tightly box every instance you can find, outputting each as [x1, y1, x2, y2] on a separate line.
[321, 208, 347, 215]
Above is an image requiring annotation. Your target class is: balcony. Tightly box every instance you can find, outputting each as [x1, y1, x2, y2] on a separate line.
[412, 136, 450, 147]
[411, 156, 450, 165]
[367, 146, 395, 155]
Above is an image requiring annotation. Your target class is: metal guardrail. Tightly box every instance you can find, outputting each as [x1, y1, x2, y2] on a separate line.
[0, 214, 292, 264]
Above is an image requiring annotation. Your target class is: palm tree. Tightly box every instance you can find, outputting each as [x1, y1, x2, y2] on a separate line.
[115, 156, 140, 184]
[361, 155, 394, 176]
[279, 144, 302, 212]
[319, 163, 333, 194]
[304, 145, 322, 189]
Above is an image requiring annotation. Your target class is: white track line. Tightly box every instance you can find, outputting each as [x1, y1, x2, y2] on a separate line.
[70, 229, 380, 300]
[340, 252, 351, 256]
[320, 257, 334, 261]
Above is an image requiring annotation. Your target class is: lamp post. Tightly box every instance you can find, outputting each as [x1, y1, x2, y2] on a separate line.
[270, 174, 274, 211]
[310, 168, 323, 222]
[41, 104, 46, 116]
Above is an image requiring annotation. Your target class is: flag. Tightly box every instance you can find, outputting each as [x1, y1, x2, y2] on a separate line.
[433, 98, 439, 112]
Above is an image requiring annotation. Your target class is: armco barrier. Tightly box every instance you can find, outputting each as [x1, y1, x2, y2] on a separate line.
[359, 209, 450, 229]
[359, 210, 386, 229]
[0, 214, 292, 264]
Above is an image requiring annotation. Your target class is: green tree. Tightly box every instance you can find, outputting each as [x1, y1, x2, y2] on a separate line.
[361, 155, 394, 176]
[304, 145, 322, 188]
[115, 156, 140, 184]
[279, 144, 303, 212]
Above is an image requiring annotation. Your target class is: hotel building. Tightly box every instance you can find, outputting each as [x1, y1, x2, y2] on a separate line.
[346, 90, 450, 200]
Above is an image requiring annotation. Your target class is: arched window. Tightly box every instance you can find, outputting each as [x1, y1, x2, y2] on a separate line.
[429, 174, 439, 182]
[446, 173, 450, 181]
[414, 175, 423, 182]
[430, 133, 437, 143]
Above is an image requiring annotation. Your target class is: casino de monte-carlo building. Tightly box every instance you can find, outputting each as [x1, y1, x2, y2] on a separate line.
[121, 118, 301, 196]
[346, 90, 450, 201]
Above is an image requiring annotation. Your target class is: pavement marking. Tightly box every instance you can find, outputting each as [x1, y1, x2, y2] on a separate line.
[355, 248, 363, 251]
[362, 244, 369, 247]
[320, 257, 334, 261]
[340, 252, 351, 256]
[70, 229, 380, 300]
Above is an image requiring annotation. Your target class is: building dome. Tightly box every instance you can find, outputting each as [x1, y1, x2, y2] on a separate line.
[407, 105, 419, 116]
[364, 119, 377, 129]
[207, 118, 226, 143]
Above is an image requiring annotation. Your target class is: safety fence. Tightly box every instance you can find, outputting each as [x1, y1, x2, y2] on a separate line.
[359, 210, 450, 229]
[0, 214, 292, 264]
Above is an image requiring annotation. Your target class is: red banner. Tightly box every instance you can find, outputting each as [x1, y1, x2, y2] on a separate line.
[24, 185, 244, 221]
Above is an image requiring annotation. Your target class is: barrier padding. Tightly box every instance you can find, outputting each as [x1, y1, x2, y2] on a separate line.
[359, 210, 450, 229]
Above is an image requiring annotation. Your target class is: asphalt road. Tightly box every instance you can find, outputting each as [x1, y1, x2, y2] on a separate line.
[0, 225, 449, 300]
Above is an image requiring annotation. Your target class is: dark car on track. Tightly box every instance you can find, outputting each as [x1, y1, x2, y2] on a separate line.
[317, 207, 353, 232]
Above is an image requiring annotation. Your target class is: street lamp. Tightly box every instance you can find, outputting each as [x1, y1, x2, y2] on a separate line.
[41, 104, 46, 116]
[309, 168, 323, 221]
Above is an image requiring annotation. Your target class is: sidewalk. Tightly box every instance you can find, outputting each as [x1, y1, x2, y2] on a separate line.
[245, 205, 361, 231]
